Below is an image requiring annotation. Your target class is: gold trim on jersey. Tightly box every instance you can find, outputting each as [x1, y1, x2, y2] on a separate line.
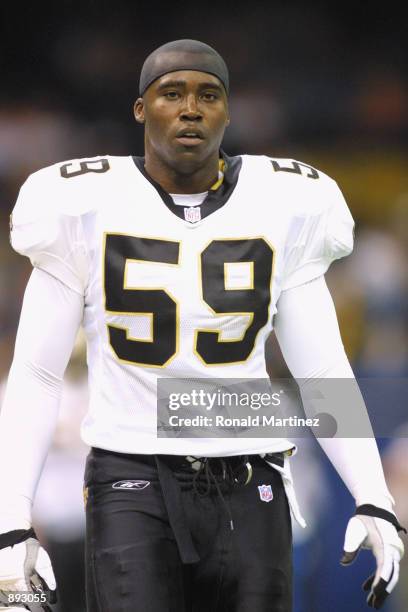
[83, 486, 89, 509]
[107, 311, 154, 343]
[210, 158, 226, 191]
[122, 256, 180, 344]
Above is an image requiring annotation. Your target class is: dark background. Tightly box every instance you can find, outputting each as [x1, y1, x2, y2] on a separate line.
[0, 3, 407, 611]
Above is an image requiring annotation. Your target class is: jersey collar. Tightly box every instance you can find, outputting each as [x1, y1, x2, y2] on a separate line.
[132, 151, 242, 223]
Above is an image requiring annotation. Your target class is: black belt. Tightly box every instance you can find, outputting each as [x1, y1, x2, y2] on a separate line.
[156, 455, 249, 565]
[156, 454, 254, 564]
[154, 453, 284, 564]
[155, 455, 200, 564]
[160, 453, 256, 481]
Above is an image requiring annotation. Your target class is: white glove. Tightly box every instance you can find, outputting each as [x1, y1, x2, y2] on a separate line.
[0, 530, 56, 611]
[341, 505, 405, 609]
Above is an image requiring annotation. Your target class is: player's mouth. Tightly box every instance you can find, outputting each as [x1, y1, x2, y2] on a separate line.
[175, 129, 204, 146]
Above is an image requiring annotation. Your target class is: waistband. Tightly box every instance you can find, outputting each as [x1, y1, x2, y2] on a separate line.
[91, 448, 285, 472]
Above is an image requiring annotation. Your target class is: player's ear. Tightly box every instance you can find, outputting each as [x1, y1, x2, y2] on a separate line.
[134, 98, 145, 124]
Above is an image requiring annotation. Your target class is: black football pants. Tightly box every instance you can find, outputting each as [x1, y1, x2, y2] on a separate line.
[84, 448, 292, 612]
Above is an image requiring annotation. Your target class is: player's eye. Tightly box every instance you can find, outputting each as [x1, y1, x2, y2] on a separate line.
[202, 92, 218, 101]
[164, 91, 180, 100]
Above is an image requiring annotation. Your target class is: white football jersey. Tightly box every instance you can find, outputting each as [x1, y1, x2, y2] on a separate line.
[10, 154, 354, 456]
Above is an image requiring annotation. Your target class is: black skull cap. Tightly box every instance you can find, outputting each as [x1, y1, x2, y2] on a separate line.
[139, 39, 229, 96]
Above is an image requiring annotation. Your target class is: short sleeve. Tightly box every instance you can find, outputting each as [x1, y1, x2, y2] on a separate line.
[10, 168, 88, 295]
[282, 177, 354, 291]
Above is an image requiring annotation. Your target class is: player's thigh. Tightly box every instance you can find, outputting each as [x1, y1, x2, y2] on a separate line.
[86, 539, 186, 612]
[224, 460, 292, 611]
[85, 452, 187, 612]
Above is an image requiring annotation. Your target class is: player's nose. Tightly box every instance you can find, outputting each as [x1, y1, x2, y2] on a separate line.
[180, 94, 203, 121]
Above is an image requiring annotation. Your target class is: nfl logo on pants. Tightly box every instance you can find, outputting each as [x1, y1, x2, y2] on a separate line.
[258, 484, 273, 502]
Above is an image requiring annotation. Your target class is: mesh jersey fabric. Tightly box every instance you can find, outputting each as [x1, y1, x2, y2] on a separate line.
[10, 154, 354, 456]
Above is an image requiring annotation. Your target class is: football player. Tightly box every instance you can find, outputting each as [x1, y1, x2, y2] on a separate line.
[0, 40, 404, 611]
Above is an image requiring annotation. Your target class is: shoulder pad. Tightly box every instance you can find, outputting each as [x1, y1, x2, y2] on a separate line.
[13, 155, 116, 224]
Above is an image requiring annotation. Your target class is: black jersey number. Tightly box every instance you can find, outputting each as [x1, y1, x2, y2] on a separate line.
[104, 235, 180, 367]
[270, 160, 319, 179]
[60, 158, 110, 178]
[104, 235, 273, 367]
[196, 239, 273, 364]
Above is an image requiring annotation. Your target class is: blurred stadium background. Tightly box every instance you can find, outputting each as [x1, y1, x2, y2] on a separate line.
[0, 3, 407, 611]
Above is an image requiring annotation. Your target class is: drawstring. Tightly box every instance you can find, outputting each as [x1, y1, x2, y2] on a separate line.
[190, 457, 251, 532]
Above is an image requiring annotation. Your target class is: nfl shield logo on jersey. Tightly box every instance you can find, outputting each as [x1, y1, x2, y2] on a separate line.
[258, 484, 273, 502]
[184, 206, 201, 223]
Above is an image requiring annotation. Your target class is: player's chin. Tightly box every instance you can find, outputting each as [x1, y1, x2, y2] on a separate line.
[171, 144, 210, 165]
[169, 139, 214, 166]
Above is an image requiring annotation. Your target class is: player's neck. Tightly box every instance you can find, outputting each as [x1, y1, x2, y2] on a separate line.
[144, 151, 219, 194]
